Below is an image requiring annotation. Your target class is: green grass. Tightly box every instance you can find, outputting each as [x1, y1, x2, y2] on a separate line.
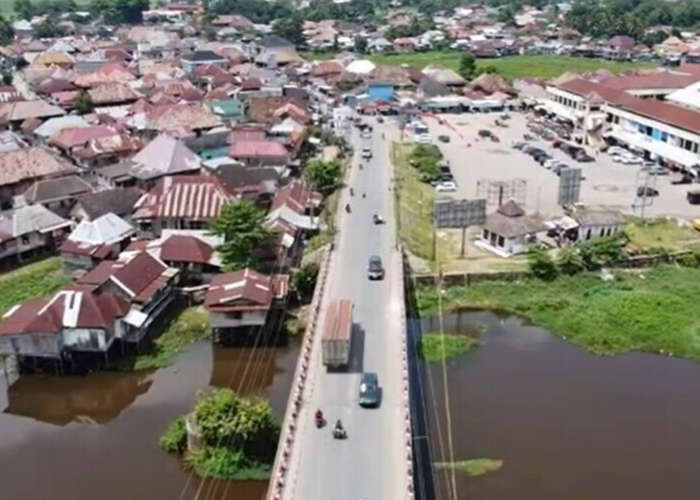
[625, 218, 700, 252]
[128, 308, 210, 370]
[392, 142, 442, 264]
[0, 258, 70, 315]
[435, 459, 504, 477]
[417, 266, 700, 361]
[418, 332, 478, 362]
[0, 0, 91, 13]
[306, 52, 654, 81]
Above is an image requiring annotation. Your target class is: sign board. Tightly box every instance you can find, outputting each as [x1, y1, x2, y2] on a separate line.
[433, 199, 487, 228]
[557, 168, 582, 206]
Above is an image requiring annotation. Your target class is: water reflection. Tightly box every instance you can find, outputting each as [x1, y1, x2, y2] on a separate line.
[422, 311, 700, 500]
[4, 371, 153, 426]
[0, 340, 300, 500]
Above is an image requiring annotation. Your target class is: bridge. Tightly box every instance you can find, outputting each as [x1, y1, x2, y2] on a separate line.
[266, 120, 418, 500]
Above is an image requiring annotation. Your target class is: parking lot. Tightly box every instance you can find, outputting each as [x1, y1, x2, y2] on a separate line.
[424, 112, 700, 219]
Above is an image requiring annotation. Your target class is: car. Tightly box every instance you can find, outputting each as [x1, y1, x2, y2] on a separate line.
[439, 173, 455, 182]
[358, 372, 380, 408]
[576, 153, 594, 162]
[361, 147, 372, 159]
[637, 186, 659, 197]
[537, 154, 553, 165]
[621, 156, 643, 165]
[438, 135, 451, 143]
[435, 181, 457, 192]
[367, 255, 384, 280]
[543, 158, 562, 169]
[376, 116, 384, 123]
[642, 165, 669, 176]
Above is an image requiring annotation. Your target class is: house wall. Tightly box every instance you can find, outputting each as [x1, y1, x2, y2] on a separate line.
[182, 60, 227, 73]
[0, 232, 49, 261]
[209, 310, 268, 329]
[63, 327, 115, 352]
[0, 332, 61, 357]
[61, 251, 94, 272]
[482, 229, 526, 255]
[578, 223, 622, 241]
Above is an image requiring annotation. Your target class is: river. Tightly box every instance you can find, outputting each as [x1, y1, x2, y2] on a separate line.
[0, 340, 300, 500]
[420, 311, 700, 500]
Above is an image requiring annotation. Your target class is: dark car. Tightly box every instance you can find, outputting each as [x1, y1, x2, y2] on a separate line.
[367, 255, 384, 280]
[438, 135, 450, 143]
[576, 153, 595, 162]
[358, 372, 380, 408]
[637, 186, 659, 197]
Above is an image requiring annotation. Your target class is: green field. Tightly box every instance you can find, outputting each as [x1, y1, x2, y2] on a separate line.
[416, 266, 700, 362]
[0, 258, 69, 315]
[0, 0, 91, 14]
[307, 52, 654, 81]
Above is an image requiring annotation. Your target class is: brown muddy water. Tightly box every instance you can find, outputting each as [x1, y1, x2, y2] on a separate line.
[421, 311, 700, 500]
[0, 340, 300, 500]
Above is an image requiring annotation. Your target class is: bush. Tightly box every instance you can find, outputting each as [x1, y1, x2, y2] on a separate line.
[159, 417, 187, 453]
[557, 246, 586, 276]
[291, 262, 320, 301]
[527, 247, 558, 281]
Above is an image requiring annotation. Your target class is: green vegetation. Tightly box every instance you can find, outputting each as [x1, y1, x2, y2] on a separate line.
[161, 389, 280, 481]
[417, 266, 700, 361]
[0, 258, 69, 316]
[625, 218, 700, 253]
[210, 201, 279, 272]
[127, 308, 210, 371]
[304, 158, 347, 254]
[307, 53, 653, 82]
[435, 459, 504, 477]
[418, 333, 478, 363]
[392, 143, 444, 265]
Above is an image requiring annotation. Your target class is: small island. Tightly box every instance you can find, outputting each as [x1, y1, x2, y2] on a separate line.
[160, 389, 280, 480]
[418, 333, 478, 363]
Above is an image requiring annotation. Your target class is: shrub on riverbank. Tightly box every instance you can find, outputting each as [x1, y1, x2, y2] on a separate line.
[0, 258, 69, 315]
[418, 333, 477, 362]
[435, 458, 504, 477]
[129, 308, 210, 370]
[160, 389, 280, 481]
[416, 267, 700, 361]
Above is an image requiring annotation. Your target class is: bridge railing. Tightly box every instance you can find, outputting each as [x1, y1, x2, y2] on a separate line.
[395, 246, 415, 500]
[266, 246, 333, 500]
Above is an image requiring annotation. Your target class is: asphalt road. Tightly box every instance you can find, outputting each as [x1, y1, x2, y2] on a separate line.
[283, 120, 406, 500]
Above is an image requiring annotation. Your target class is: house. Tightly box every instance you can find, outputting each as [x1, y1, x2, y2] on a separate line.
[204, 268, 289, 344]
[74, 251, 180, 342]
[122, 230, 222, 281]
[132, 175, 235, 237]
[59, 213, 135, 272]
[204, 99, 245, 123]
[0, 288, 132, 364]
[393, 38, 416, 53]
[0, 100, 66, 128]
[366, 82, 395, 102]
[0, 203, 72, 265]
[71, 187, 142, 223]
[265, 179, 322, 240]
[182, 50, 229, 73]
[229, 139, 291, 166]
[22, 175, 92, 217]
[572, 210, 626, 242]
[478, 200, 543, 257]
[125, 133, 202, 185]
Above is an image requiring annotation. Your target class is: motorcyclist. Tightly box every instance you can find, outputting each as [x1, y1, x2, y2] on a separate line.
[335, 419, 343, 432]
[345, 203, 351, 213]
[315, 409, 323, 422]
[350, 188, 354, 196]
[362, 192, 366, 198]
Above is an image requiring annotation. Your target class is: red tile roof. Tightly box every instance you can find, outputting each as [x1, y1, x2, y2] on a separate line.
[229, 140, 290, 161]
[132, 175, 234, 221]
[160, 234, 213, 264]
[50, 125, 118, 150]
[205, 268, 288, 312]
[0, 289, 130, 336]
[599, 73, 698, 91]
[112, 252, 168, 298]
[269, 179, 321, 214]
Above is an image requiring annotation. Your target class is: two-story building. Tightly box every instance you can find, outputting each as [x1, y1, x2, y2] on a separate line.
[204, 268, 288, 345]
[0, 203, 72, 265]
[59, 213, 135, 272]
[181, 50, 228, 73]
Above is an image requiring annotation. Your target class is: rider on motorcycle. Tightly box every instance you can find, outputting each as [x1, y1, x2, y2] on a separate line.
[335, 419, 343, 432]
[345, 203, 351, 213]
[315, 409, 323, 422]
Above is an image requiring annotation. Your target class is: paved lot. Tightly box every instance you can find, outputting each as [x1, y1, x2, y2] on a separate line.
[425, 112, 700, 219]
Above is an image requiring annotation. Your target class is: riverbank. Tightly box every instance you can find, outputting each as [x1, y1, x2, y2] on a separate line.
[416, 266, 700, 361]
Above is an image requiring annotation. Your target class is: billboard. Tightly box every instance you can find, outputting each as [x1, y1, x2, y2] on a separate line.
[433, 199, 487, 228]
[557, 168, 582, 206]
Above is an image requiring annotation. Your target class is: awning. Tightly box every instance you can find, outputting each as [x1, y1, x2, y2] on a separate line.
[123, 309, 149, 328]
[608, 128, 699, 168]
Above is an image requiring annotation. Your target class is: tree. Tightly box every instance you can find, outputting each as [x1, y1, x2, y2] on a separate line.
[458, 52, 476, 80]
[33, 18, 67, 38]
[496, 5, 516, 24]
[303, 159, 343, 196]
[354, 36, 368, 54]
[527, 246, 559, 281]
[556, 246, 586, 276]
[0, 15, 14, 45]
[14, 0, 35, 20]
[2, 72, 12, 86]
[90, 0, 149, 24]
[73, 90, 94, 115]
[272, 15, 305, 46]
[210, 201, 279, 271]
[291, 262, 319, 302]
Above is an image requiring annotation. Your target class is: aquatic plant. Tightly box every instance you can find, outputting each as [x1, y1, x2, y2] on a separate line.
[434, 458, 504, 477]
[418, 333, 477, 363]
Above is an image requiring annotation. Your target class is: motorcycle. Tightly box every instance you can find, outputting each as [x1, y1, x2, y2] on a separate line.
[333, 423, 347, 440]
[315, 410, 325, 429]
[349, 188, 354, 196]
[373, 214, 384, 225]
[345, 203, 351, 213]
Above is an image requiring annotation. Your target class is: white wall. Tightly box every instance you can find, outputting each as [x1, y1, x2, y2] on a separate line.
[209, 310, 267, 329]
[63, 328, 110, 351]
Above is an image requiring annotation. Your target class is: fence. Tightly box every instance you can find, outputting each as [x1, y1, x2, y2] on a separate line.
[266, 246, 332, 500]
[412, 270, 527, 288]
[395, 246, 416, 500]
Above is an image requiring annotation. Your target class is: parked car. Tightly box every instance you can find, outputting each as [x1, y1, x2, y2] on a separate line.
[435, 181, 457, 193]
[637, 186, 659, 197]
[576, 153, 594, 162]
[367, 256, 384, 280]
[642, 165, 669, 176]
[543, 158, 562, 169]
[438, 135, 450, 143]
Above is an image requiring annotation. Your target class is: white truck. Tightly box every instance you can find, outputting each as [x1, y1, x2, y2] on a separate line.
[321, 299, 353, 368]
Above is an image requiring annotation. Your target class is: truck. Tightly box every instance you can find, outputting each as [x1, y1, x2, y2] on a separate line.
[321, 299, 353, 368]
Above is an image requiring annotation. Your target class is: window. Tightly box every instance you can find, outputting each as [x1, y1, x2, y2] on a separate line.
[20, 235, 30, 245]
[228, 312, 242, 320]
